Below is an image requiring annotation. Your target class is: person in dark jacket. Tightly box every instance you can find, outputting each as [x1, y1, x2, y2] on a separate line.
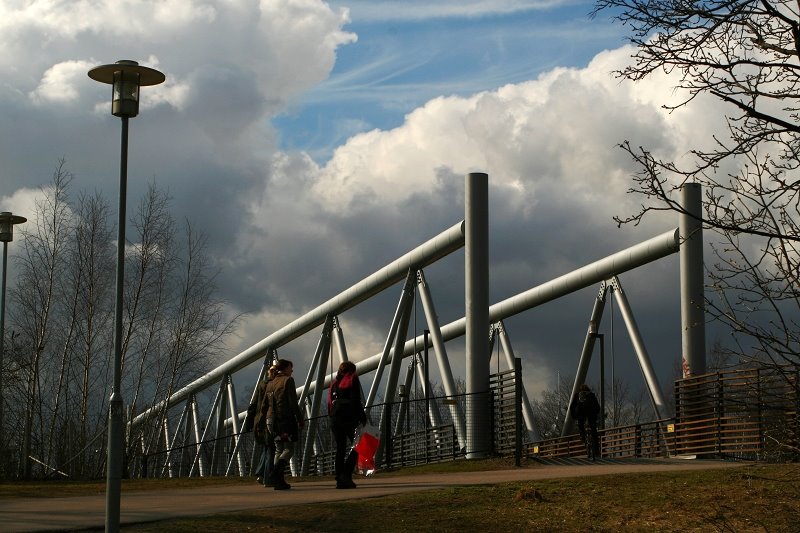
[264, 359, 304, 490]
[328, 361, 367, 489]
[253, 362, 278, 486]
[570, 383, 601, 460]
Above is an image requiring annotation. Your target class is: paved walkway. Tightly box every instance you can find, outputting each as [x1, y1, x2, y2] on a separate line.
[1, 458, 744, 532]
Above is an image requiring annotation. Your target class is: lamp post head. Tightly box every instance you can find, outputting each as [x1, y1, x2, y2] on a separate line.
[88, 60, 165, 118]
[0, 212, 26, 243]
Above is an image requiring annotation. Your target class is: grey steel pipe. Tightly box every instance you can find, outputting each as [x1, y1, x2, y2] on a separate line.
[417, 269, 467, 448]
[613, 281, 668, 419]
[562, 283, 608, 436]
[131, 221, 465, 428]
[350, 228, 680, 385]
[495, 321, 539, 440]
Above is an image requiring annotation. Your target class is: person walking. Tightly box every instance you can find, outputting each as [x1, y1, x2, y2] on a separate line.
[253, 362, 278, 487]
[264, 359, 304, 490]
[328, 361, 367, 489]
[570, 383, 601, 460]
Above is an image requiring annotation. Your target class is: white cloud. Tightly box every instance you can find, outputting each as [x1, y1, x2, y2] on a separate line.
[0, 187, 42, 231]
[29, 59, 95, 104]
[0, 0, 727, 400]
[329, 0, 581, 22]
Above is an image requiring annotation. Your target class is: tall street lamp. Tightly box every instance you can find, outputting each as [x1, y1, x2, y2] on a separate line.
[88, 60, 164, 533]
[0, 211, 26, 469]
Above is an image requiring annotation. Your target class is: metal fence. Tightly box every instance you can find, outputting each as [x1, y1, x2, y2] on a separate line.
[134, 365, 526, 479]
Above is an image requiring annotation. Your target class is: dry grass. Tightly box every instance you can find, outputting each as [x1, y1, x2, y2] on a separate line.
[128, 464, 797, 533]
[2, 460, 798, 532]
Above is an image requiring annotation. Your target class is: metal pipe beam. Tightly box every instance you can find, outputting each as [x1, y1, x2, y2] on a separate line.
[365, 272, 415, 410]
[495, 321, 539, 440]
[612, 279, 668, 419]
[351, 229, 680, 383]
[417, 269, 466, 448]
[131, 222, 466, 428]
[562, 282, 608, 436]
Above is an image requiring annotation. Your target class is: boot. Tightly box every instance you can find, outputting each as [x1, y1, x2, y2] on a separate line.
[337, 451, 358, 489]
[271, 459, 291, 490]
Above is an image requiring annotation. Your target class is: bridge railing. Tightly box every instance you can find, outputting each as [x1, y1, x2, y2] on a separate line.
[530, 366, 799, 462]
[134, 367, 527, 478]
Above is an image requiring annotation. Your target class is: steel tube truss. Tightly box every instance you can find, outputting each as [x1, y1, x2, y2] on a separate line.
[139, 224, 682, 478]
[131, 221, 466, 430]
[562, 276, 671, 436]
[490, 321, 539, 441]
[348, 228, 680, 384]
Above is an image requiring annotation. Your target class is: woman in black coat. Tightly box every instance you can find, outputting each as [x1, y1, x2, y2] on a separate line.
[328, 361, 367, 489]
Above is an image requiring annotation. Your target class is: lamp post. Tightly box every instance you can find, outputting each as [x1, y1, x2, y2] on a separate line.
[0, 211, 26, 466]
[88, 60, 164, 533]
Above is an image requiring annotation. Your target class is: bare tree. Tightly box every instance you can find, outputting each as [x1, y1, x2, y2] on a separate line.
[10, 161, 73, 478]
[5, 169, 238, 479]
[122, 186, 239, 473]
[592, 0, 800, 373]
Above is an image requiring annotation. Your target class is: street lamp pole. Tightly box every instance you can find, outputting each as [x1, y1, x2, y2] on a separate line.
[0, 211, 26, 468]
[88, 60, 164, 533]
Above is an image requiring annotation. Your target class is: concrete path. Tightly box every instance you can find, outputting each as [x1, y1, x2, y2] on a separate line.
[0, 458, 744, 532]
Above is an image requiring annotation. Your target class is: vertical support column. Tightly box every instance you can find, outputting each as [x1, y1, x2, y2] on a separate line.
[562, 283, 608, 436]
[465, 172, 489, 458]
[417, 269, 466, 447]
[612, 278, 668, 419]
[680, 183, 706, 377]
[495, 321, 539, 440]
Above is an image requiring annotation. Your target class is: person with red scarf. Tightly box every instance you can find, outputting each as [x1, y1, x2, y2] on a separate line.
[328, 361, 367, 489]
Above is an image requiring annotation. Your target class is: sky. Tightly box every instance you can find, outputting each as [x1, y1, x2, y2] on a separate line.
[0, 0, 728, 413]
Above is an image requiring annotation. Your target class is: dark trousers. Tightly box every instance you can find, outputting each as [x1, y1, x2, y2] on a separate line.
[577, 416, 599, 457]
[255, 443, 274, 482]
[332, 419, 357, 479]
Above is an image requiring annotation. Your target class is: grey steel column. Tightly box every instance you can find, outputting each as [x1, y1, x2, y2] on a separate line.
[164, 401, 190, 478]
[680, 183, 706, 377]
[495, 321, 539, 440]
[417, 269, 466, 448]
[300, 319, 332, 475]
[378, 292, 413, 437]
[562, 283, 608, 436]
[190, 396, 204, 476]
[465, 172, 489, 458]
[191, 383, 224, 477]
[298, 317, 333, 408]
[394, 361, 416, 435]
[332, 316, 349, 363]
[612, 278, 668, 419]
[224, 377, 245, 476]
[365, 271, 415, 409]
[414, 357, 443, 427]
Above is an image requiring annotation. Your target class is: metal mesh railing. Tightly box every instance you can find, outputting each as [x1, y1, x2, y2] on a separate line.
[136, 365, 526, 478]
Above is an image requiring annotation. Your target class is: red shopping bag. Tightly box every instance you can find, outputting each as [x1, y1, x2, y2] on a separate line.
[352, 424, 380, 474]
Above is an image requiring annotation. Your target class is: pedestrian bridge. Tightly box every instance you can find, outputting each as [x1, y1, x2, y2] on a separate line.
[129, 175, 715, 480]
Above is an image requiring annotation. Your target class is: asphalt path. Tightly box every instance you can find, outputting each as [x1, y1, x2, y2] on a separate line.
[0, 458, 744, 532]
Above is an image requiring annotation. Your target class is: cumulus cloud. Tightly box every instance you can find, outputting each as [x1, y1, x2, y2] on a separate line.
[0, 0, 724, 402]
[229, 43, 725, 397]
[330, 0, 575, 22]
